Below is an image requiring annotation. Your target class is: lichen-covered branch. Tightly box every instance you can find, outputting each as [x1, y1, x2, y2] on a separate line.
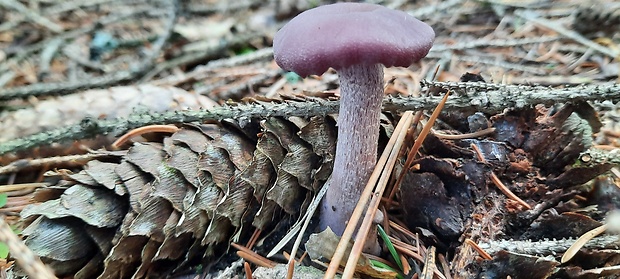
[1, 82, 620, 155]
[393, 81, 620, 114]
[0, 99, 339, 155]
[478, 235, 620, 256]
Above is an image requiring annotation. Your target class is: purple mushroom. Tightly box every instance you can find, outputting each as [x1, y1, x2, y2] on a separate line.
[273, 3, 434, 235]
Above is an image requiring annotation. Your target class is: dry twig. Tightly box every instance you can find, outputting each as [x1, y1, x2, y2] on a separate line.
[4, 82, 618, 157]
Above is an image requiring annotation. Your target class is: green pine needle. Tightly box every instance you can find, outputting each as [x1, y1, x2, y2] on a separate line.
[378, 224, 403, 271]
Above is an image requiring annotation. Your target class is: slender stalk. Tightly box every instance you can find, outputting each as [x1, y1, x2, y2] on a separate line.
[319, 63, 384, 235]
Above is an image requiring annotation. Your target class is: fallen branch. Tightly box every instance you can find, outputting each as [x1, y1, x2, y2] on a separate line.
[1, 82, 619, 155]
[478, 235, 620, 256]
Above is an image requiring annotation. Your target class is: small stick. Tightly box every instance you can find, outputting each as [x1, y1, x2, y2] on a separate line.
[0, 216, 57, 279]
[0, 183, 46, 194]
[4, 82, 620, 156]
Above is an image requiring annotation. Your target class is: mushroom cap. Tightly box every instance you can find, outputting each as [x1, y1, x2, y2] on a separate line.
[273, 3, 435, 77]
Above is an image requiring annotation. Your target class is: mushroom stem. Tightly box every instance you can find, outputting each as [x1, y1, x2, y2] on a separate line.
[320, 63, 384, 235]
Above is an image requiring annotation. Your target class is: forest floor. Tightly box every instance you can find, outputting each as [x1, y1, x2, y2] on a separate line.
[1, 0, 620, 278]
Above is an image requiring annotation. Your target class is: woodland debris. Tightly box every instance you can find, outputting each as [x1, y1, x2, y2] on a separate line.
[4, 0, 620, 278]
[478, 251, 558, 279]
[3, 82, 620, 156]
[253, 264, 339, 279]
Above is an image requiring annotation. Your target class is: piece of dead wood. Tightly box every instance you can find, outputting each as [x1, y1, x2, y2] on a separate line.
[4, 81, 620, 156]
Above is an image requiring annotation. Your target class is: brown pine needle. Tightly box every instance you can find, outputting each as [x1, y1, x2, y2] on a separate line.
[438, 253, 453, 279]
[5, 196, 32, 207]
[432, 127, 496, 140]
[246, 228, 261, 249]
[244, 261, 253, 279]
[0, 216, 57, 279]
[470, 143, 485, 161]
[0, 205, 29, 213]
[401, 253, 411, 275]
[465, 239, 492, 260]
[380, 206, 389, 235]
[470, 143, 532, 210]
[111, 124, 180, 149]
[389, 236, 419, 255]
[393, 243, 424, 262]
[593, 144, 618, 151]
[0, 183, 46, 194]
[231, 243, 276, 268]
[561, 224, 608, 263]
[324, 111, 415, 279]
[299, 251, 308, 262]
[389, 220, 417, 240]
[287, 260, 295, 279]
[489, 173, 531, 209]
